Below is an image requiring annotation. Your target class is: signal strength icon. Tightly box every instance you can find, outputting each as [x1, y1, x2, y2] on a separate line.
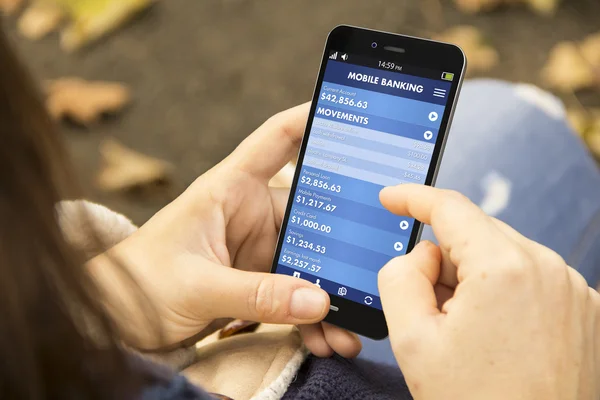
[329, 51, 338, 60]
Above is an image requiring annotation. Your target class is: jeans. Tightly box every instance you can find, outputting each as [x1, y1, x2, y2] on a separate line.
[361, 79, 600, 366]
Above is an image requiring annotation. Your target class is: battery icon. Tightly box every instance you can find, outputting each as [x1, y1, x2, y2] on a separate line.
[441, 72, 454, 81]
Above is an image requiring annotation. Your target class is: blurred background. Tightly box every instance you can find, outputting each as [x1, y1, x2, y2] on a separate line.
[1, 0, 599, 225]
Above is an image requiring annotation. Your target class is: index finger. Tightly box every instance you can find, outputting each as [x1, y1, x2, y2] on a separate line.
[229, 102, 310, 181]
[380, 184, 508, 269]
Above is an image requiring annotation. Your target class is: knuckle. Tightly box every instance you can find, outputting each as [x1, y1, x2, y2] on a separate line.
[537, 247, 566, 270]
[567, 267, 590, 297]
[435, 190, 477, 222]
[588, 287, 600, 312]
[503, 247, 528, 269]
[588, 285, 600, 302]
[443, 189, 470, 204]
[494, 247, 532, 281]
[250, 278, 279, 320]
[265, 111, 297, 141]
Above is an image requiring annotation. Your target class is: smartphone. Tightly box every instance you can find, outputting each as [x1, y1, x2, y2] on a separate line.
[270, 25, 466, 339]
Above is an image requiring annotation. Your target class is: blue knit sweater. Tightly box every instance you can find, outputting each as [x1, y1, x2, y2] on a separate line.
[140, 354, 411, 400]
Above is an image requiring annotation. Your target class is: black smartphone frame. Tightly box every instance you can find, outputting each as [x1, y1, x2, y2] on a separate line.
[270, 25, 466, 340]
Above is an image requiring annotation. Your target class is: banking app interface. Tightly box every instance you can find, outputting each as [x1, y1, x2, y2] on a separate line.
[275, 53, 452, 309]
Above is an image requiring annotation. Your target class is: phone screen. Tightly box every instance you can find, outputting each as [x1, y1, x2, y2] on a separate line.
[274, 49, 457, 310]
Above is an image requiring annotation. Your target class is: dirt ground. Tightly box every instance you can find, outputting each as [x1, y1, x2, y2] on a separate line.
[4, 0, 600, 225]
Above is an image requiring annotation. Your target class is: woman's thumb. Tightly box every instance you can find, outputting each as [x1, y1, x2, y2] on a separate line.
[378, 241, 442, 333]
[203, 266, 330, 324]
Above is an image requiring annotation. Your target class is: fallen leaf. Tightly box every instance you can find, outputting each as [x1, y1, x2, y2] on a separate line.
[580, 32, 600, 70]
[0, 0, 24, 15]
[585, 124, 600, 159]
[525, 0, 560, 15]
[453, 0, 505, 14]
[46, 78, 131, 125]
[566, 108, 590, 137]
[566, 108, 600, 158]
[18, 1, 65, 40]
[97, 138, 173, 192]
[589, 117, 600, 138]
[434, 26, 499, 74]
[55, 0, 153, 52]
[541, 41, 598, 92]
[218, 320, 260, 339]
[453, 0, 559, 15]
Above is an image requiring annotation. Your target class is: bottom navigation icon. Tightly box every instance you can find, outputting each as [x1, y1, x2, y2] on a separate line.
[293, 271, 301, 278]
[338, 287, 347, 296]
[364, 296, 373, 305]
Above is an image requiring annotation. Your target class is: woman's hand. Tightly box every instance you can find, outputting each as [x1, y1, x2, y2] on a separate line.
[92, 103, 361, 357]
[378, 185, 600, 400]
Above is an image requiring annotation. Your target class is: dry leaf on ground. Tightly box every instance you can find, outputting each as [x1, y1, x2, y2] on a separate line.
[218, 320, 260, 339]
[566, 108, 591, 137]
[542, 42, 596, 92]
[453, 0, 559, 15]
[580, 32, 600, 69]
[566, 108, 600, 157]
[18, 1, 65, 40]
[46, 78, 131, 125]
[542, 34, 600, 92]
[0, 0, 24, 15]
[55, 0, 153, 52]
[434, 26, 498, 74]
[97, 138, 173, 192]
[584, 122, 600, 159]
[526, 0, 560, 15]
[453, 0, 505, 14]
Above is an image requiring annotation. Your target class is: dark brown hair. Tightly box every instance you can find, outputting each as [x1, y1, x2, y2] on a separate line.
[0, 27, 142, 399]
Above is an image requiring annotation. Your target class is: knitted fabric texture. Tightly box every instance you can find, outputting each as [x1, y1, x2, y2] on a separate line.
[282, 355, 412, 400]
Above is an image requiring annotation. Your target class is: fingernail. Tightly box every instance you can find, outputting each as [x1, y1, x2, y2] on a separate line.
[290, 288, 327, 320]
